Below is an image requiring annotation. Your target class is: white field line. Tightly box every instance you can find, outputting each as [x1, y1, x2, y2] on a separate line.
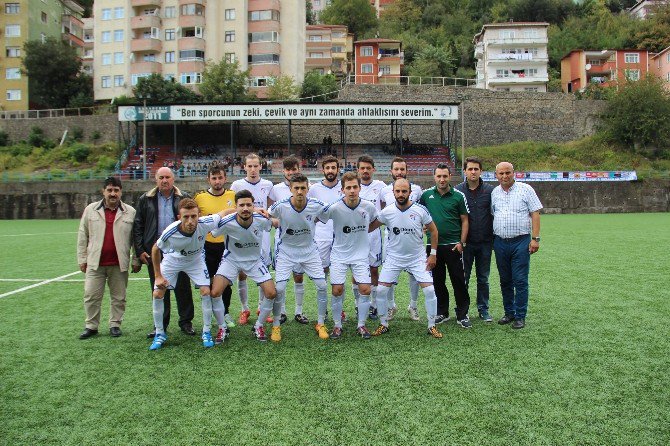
[0, 232, 77, 237]
[0, 277, 147, 283]
[0, 271, 81, 298]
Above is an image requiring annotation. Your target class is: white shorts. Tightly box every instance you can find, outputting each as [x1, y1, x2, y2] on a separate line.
[262, 232, 272, 267]
[368, 229, 383, 267]
[275, 248, 325, 283]
[158, 256, 209, 289]
[215, 257, 272, 285]
[316, 239, 333, 269]
[379, 258, 433, 285]
[330, 261, 371, 286]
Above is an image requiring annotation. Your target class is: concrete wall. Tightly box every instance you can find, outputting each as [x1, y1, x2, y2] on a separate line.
[1, 178, 667, 219]
[0, 113, 120, 145]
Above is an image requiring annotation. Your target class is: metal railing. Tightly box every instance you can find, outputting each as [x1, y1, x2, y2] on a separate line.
[1, 169, 120, 183]
[341, 74, 477, 87]
[0, 105, 117, 120]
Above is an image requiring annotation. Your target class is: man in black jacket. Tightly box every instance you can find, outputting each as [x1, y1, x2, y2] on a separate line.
[134, 166, 195, 337]
[455, 157, 495, 322]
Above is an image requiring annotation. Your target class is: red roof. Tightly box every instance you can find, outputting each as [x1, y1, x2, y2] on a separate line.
[354, 38, 400, 45]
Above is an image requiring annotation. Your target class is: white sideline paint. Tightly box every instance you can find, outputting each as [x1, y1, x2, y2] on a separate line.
[0, 271, 81, 298]
[0, 232, 77, 237]
[0, 277, 146, 283]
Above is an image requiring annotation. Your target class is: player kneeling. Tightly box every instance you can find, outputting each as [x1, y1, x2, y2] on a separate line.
[149, 199, 229, 350]
[210, 190, 280, 342]
[369, 178, 443, 338]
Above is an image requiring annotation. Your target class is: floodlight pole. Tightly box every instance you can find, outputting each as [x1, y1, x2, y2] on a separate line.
[142, 98, 147, 180]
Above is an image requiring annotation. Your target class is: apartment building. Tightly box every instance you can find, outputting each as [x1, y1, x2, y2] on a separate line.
[82, 17, 93, 76]
[628, 0, 668, 19]
[651, 45, 670, 89]
[370, 0, 394, 17]
[305, 24, 352, 77]
[354, 38, 401, 84]
[310, 0, 331, 22]
[93, 0, 306, 101]
[473, 22, 549, 92]
[560, 49, 650, 93]
[0, 0, 85, 111]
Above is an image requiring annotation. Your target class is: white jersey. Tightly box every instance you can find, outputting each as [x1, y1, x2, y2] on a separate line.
[157, 214, 221, 261]
[268, 181, 291, 203]
[210, 213, 272, 264]
[380, 182, 423, 208]
[377, 202, 432, 267]
[230, 177, 273, 208]
[269, 198, 325, 257]
[319, 198, 378, 263]
[360, 179, 386, 212]
[307, 180, 343, 242]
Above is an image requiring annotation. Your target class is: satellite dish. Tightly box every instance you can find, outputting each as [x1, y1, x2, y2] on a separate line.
[585, 64, 592, 70]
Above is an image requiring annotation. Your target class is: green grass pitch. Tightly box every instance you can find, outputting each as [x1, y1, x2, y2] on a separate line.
[0, 214, 669, 445]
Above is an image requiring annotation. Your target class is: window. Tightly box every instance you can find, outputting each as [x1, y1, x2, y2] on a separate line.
[6, 47, 20, 58]
[248, 54, 280, 64]
[114, 75, 124, 87]
[101, 76, 111, 88]
[114, 30, 124, 42]
[309, 52, 323, 58]
[524, 87, 538, 92]
[225, 9, 235, 20]
[164, 74, 175, 81]
[181, 4, 204, 15]
[5, 25, 20, 37]
[248, 31, 279, 43]
[249, 10, 280, 21]
[380, 65, 391, 75]
[525, 68, 538, 77]
[225, 31, 235, 42]
[143, 8, 157, 15]
[101, 8, 111, 20]
[165, 51, 175, 63]
[496, 69, 510, 78]
[225, 53, 236, 63]
[249, 77, 273, 87]
[523, 29, 539, 38]
[179, 50, 204, 61]
[165, 29, 175, 40]
[164, 6, 176, 18]
[361, 46, 373, 56]
[308, 35, 323, 42]
[40, 11, 47, 23]
[114, 52, 124, 64]
[150, 27, 159, 38]
[361, 63, 373, 74]
[500, 30, 514, 39]
[182, 27, 203, 38]
[101, 31, 111, 43]
[101, 53, 112, 65]
[180, 72, 202, 84]
[667, 53, 670, 63]
[6, 89, 21, 100]
[587, 59, 602, 66]
[667, 72, 670, 82]
[332, 46, 344, 53]
[5, 3, 19, 14]
[131, 73, 151, 86]
[314, 0, 320, 5]
[114, 7, 124, 19]
[625, 69, 640, 81]
[6, 68, 21, 80]
[40, 32, 46, 43]
[624, 53, 640, 64]
[143, 54, 156, 62]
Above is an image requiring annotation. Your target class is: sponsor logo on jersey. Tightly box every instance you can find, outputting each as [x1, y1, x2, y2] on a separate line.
[392, 227, 416, 235]
[179, 248, 202, 256]
[234, 242, 259, 248]
[285, 228, 311, 236]
[343, 225, 367, 234]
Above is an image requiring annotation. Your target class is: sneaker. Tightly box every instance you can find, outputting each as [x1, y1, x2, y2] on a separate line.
[368, 306, 378, 320]
[315, 323, 329, 339]
[341, 311, 348, 323]
[479, 310, 493, 322]
[407, 306, 420, 321]
[238, 309, 251, 325]
[372, 324, 389, 336]
[387, 306, 397, 321]
[434, 314, 450, 325]
[149, 333, 167, 350]
[266, 315, 274, 324]
[427, 326, 443, 339]
[270, 326, 282, 342]
[329, 326, 342, 340]
[215, 328, 226, 345]
[294, 314, 309, 324]
[356, 326, 372, 339]
[512, 318, 526, 329]
[498, 314, 515, 325]
[457, 317, 472, 329]
[224, 313, 236, 328]
[202, 331, 214, 348]
[279, 313, 287, 324]
[252, 325, 267, 342]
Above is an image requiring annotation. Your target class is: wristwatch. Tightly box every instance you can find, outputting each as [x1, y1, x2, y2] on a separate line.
[457, 241, 467, 247]
[532, 236, 541, 242]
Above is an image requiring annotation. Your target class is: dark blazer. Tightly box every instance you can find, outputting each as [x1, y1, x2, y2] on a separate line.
[133, 186, 190, 258]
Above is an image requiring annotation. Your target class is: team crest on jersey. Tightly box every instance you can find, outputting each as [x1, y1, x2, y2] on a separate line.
[253, 229, 260, 237]
[306, 215, 312, 221]
[409, 213, 417, 220]
[198, 235, 204, 241]
[359, 211, 367, 219]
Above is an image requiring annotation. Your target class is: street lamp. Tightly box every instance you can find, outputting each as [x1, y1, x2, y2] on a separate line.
[141, 94, 151, 180]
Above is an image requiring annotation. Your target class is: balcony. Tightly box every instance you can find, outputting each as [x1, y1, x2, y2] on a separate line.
[487, 74, 549, 85]
[487, 54, 548, 64]
[249, 41, 281, 55]
[131, 15, 161, 30]
[474, 42, 484, 59]
[178, 37, 205, 51]
[178, 60, 205, 73]
[248, 20, 279, 33]
[249, 0, 280, 11]
[306, 57, 332, 68]
[179, 0, 206, 5]
[62, 32, 84, 48]
[130, 61, 162, 74]
[306, 40, 332, 51]
[178, 14, 205, 28]
[485, 36, 548, 46]
[132, 0, 162, 6]
[131, 38, 162, 52]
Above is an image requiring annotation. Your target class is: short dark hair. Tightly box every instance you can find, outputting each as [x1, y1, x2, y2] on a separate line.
[321, 155, 339, 169]
[245, 153, 261, 165]
[391, 157, 406, 168]
[340, 171, 360, 188]
[208, 162, 227, 178]
[283, 156, 300, 170]
[103, 177, 122, 189]
[357, 154, 375, 168]
[235, 189, 254, 203]
[178, 198, 199, 211]
[463, 156, 483, 171]
[289, 173, 309, 185]
[434, 163, 451, 174]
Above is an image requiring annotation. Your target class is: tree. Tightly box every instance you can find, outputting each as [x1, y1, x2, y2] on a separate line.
[300, 71, 339, 101]
[320, 0, 378, 39]
[408, 45, 457, 78]
[22, 38, 88, 108]
[306, 0, 316, 25]
[267, 75, 300, 101]
[600, 75, 670, 152]
[379, 0, 422, 34]
[133, 74, 201, 103]
[199, 60, 251, 102]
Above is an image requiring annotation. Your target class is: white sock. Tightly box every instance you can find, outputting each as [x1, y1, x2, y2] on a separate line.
[332, 295, 344, 328]
[201, 295, 213, 333]
[409, 275, 419, 308]
[315, 279, 328, 325]
[376, 285, 390, 327]
[152, 298, 165, 334]
[255, 297, 273, 329]
[357, 294, 370, 328]
[370, 285, 377, 308]
[211, 296, 226, 329]
[423, 285, 437, 328]
[273, 292, 284, 327]
[239, 279, 249, 311]
[388, 284, 396, 309]
[258, 286, 265, 312]
[294, 282, 305, 315]
[352, 284, 360, 307]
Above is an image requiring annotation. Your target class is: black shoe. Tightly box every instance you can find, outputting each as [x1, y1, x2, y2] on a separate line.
[294, 314, 309, 324]
[512, 318, 526, 329]
[181, 323, 196, 336]
[368, 306, 378, 320]
[147, 330, 156, 339]
[279, 313, 288, 325]
[79, 328, 98, 339]
[109, 327, 122, 337]
[435, 314, 450, 325]
[356, 326, 372, 339]
[498, 314, 515, 325]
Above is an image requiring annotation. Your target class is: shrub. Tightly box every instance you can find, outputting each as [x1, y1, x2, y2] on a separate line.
[95, 155, 117, 171]
[0, 130, 9, 146]
[64, 143, 91, 162]
[71, 127, 84, 142]
[91, 130, 101, 141]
